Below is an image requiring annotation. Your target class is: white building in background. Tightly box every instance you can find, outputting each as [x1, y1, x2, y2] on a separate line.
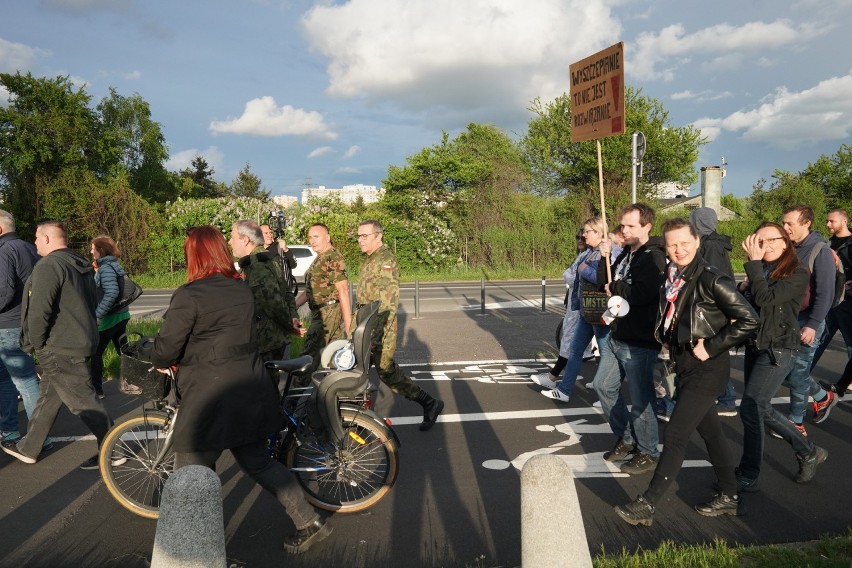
[271, 195, 298, 209]
[301, 184, 385, 205]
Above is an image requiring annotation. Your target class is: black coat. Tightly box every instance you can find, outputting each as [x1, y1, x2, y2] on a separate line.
[151, 273, 281, 453]
[598, 237, 667, 350]
[655, 256, 759, 358]
[743, 260, 809, 351]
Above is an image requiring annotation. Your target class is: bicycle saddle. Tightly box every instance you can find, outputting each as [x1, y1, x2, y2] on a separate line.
[265, 355, 313, 374]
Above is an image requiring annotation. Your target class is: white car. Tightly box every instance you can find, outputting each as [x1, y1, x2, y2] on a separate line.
[288, 245, 317, 283]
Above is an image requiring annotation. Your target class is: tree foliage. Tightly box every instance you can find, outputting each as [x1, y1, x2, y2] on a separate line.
[230, 161, 270, 199]
[521, 86, 707, 217]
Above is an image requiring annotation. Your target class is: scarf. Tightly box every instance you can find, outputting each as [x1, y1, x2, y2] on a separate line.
[663, 263, 686, 334]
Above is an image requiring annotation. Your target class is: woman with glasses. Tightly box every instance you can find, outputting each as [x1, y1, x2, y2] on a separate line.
[735, 221, 828, 487]
[535, 217, 621, 403]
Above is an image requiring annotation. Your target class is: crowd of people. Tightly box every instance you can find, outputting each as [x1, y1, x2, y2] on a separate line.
[0, 211, 444, 554]
[532, 202, 847, 527]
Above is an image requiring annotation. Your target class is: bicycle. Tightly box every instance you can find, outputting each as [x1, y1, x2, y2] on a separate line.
[99, 302, 400, 519]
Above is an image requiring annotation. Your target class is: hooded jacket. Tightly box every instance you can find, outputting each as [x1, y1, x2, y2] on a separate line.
[20, 248, 98, 356]
[795, 230, 835, 329]
[0, 232, 40, 329]
[597, 236, 667, 350]
[690, 207, 735, 280]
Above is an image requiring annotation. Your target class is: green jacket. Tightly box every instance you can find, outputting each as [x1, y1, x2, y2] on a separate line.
[238, 246, 297, 354]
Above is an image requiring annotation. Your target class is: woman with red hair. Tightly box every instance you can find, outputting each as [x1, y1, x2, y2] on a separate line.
[151, 226, 330, 554]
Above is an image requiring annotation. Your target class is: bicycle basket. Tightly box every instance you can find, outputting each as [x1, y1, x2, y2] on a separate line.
[120, 334, 167, 402]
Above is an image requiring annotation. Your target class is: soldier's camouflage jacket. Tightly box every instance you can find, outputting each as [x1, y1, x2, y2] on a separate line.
[306, 247, 348, 308]
[238, 246, 297, 355]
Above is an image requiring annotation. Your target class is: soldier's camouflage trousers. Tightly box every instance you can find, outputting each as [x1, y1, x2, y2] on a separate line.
[371, 313, 422, 400]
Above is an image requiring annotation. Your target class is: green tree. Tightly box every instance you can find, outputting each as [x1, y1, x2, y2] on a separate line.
[40, 170, 157, 272]
[230, 162, 270, 199]
[0, 72, 99, 236]
[746, 171, 826, 224]
[180, 155, 226, 198]
[800, 144, 852, 209]
[95, 88, 176, 202]
[521, 86, 707, 217]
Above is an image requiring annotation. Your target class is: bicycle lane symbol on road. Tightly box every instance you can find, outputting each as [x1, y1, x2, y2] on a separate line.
[481, 419, 711, 478]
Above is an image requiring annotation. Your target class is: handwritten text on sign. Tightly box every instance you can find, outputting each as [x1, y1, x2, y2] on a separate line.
[569, 42, 625, 142]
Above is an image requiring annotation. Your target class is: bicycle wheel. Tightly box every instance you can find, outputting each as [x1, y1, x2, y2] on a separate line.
[286, 407, 398, 513]
[99, 412, 175, 519]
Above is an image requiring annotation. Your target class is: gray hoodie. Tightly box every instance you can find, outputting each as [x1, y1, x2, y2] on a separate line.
[20, 248, 98, 356]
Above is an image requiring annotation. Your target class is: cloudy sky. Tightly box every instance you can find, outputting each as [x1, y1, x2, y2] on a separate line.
[2, 0, 851, 199]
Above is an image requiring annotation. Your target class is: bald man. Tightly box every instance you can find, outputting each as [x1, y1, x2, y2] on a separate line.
[1, 221, 115, 470]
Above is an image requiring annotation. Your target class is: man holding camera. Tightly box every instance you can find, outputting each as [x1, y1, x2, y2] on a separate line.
[262, 211, 298, 296]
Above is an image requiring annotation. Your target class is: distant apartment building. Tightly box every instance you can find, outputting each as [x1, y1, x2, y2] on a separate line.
[271, 195, 299, 209]
[301, 184, 385, 205]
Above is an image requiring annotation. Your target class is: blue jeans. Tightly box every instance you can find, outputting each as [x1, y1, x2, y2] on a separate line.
[717, 380, 736, 408]
[556, 319, 611, 397]
[812, 301, 852, 368]
[592, 335, 660, 457]
[0, 327, 40, 433]
[784, 317, 826, 423]
[739, 347, 813, 480]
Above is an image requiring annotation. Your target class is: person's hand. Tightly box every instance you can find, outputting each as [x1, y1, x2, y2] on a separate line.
[604, 282, 613, 297]
[691, 338, 710, 361]
[801, 326, 817, 345]
[737, 276, 750, 292]
[741, 234, 764, 261]
[155, 368, 171, 375]
[278, 238, 289, 252]
[292, 318, 307, 337]
[599, 238, 612, 257]
[578, 262, 588, 273]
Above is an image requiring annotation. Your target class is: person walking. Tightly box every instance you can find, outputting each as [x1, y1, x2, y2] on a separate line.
[1, 221, 114, 470]
[229, 220, 301, 363]
[592, 203, 667, 476]
[0, 210, 42, 442]
[261, 223, 299, 298]
[780, 205, 838, 432]
[537, 217, 621, 402]
[531, 229, 588, 392]
[293, 223, 352, 385]
[690, 207, 739, 416]
[152, 226, 331, 554]
[355, 219, 444, 431]
[735, 222, 828, 489]
[90, 235, 136, 398]
[614, 218, 759, 526]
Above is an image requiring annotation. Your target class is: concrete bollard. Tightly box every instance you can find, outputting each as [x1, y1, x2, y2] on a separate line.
[151, 465, 227, 568]
[521, 454, 592, 568]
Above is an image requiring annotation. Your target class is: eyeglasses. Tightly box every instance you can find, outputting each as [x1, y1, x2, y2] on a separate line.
[758, 236, 785, 247]
[357, 233, 376, 240]
[581, 229, 597, 234]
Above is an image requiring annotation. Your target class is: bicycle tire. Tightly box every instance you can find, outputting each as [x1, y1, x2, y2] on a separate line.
[285, 407, 398, 513]
[99, 412, 175, 519]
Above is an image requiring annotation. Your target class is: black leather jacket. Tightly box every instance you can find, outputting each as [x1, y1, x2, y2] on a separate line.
[742, 260, 809, 351]
[655, 256, 759, 358]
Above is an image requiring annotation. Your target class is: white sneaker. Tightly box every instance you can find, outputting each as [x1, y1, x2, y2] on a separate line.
[541, 389, 570, 403]
[531, 373, 559, 390]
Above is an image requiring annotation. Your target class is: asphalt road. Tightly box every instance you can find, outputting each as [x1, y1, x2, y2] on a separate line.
[2, 298, 851, 567]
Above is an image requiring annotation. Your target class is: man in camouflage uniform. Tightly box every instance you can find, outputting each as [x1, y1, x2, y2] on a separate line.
[355, 219, 444, 431]
[293, 223, 352, 385]
[229, 220, 301, 362]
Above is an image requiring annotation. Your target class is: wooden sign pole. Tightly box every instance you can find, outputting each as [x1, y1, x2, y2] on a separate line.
[597, 139, 612, 283]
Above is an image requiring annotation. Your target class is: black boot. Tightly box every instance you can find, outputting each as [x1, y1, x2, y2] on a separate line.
[415, 391, 444, 431]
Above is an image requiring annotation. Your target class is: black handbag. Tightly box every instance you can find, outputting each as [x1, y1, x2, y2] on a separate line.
[98, 264, 143, 314]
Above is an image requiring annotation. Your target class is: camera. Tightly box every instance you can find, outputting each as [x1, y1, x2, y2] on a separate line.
[269, 210, 287, 239]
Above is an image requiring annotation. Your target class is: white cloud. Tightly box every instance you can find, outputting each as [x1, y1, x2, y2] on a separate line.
[209, 96, 337, 140]
[632, 19, 824, 81]
[342, 145, 360, 159]
[671, 89, 732, 102]
[691, 71, 852, 149]
[124, 70, 141, 80]
[0, 37, 50, 73]
[165, 146, 225, 175]
[308, 146, 334, 159]
[301, 0, 623, 127]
